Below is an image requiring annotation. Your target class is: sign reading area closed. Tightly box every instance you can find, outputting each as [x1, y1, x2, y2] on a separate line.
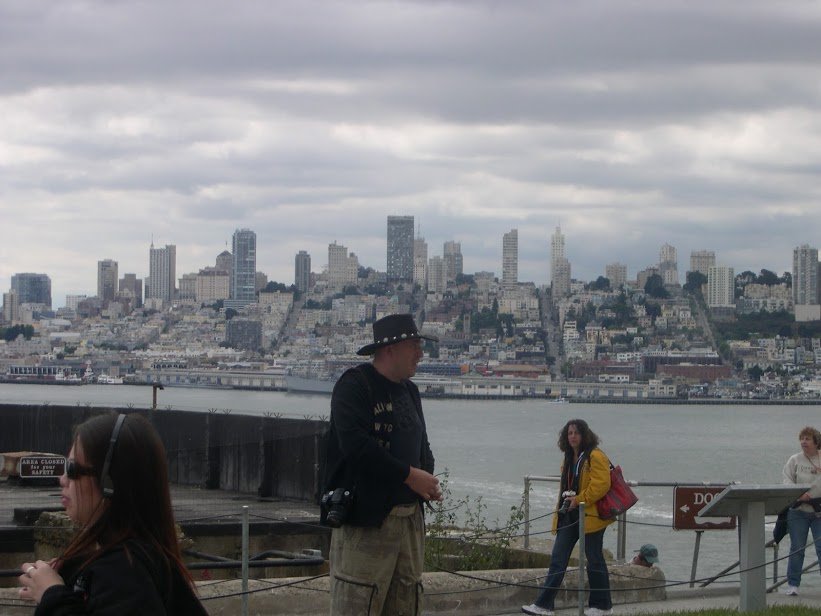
[673, 486, 736, 530]
[19, 456, 66, 479]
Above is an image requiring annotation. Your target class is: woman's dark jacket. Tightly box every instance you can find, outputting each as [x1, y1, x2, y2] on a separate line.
[35, 539, 206, 615]
[323, 363, 435, 527]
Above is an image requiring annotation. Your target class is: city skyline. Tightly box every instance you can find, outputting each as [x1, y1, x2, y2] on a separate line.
[3, 2, 821, 306]
[3, 228, 814, 310]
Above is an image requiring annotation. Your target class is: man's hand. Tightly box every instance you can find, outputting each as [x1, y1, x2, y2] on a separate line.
[404, 467, 443, 501]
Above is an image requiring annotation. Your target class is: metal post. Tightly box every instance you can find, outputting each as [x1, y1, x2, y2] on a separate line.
[617, 512, 626, 562]
[524, 477, 531, 550]
[578, 502, 585, 616]
[690, 530, 703, 587]
[242, 505, 249, 616]
[772, 543, 778, 584]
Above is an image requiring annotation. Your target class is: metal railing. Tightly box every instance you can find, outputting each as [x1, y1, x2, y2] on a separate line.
[522, 475, 762, 587]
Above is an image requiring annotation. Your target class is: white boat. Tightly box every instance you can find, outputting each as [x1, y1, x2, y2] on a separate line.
[548, 397, 568, 404]
[97, 374, 124, 385]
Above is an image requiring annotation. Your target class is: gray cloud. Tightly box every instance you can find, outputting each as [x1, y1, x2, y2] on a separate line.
[1, 1, 820, 306]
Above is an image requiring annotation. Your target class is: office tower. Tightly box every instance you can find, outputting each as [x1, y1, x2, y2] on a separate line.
[64, 295, 87, 311]
[10, 273, 52, 307]
[659, 243, 679, 285]
[606, 263, 627, 289]
[97, 259, 118, 302]
[118, 273, 143, 307]
[216, 249, 233, 292]
[427, 256, 446, 293]
[295, 250, 311, 293]
[502, 229, 518, 287]
[387, 215, 414, 282]
[707, 266, 735, 308]
[690, 250, 716, 276]
[793, 244, 819, 305]
[196, 267, 230, 303]
[231, 228, 257, 306]
[2, 291, 19, 323]
[147, 243, 176, 302]
[443, 240, 463, 283]
[328, 242, 358, 287]
[551, 227, 571, 298]
[413, 237, 428, 288]
[177, 273, 198, 302]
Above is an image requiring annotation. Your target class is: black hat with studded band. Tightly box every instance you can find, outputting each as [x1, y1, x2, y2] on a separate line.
[356, 314, 438, 356]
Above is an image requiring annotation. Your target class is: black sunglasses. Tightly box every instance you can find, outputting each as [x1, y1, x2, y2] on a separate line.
[65, 459, 96, 480]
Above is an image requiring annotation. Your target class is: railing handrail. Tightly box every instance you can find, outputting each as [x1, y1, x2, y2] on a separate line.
[522, 475, 762, 588]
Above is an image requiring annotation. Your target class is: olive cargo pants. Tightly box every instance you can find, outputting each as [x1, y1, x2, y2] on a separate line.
[329, 502, 424, 615]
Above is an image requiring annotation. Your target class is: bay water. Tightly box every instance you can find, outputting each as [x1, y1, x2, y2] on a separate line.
[2, 383, 819, 588]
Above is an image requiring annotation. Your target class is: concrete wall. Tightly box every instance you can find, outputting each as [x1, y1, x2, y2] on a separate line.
[0, 565, 666, 615]
[0, 404, 328, 502]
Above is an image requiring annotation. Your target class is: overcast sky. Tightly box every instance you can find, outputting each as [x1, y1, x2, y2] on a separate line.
[2, 1, 820, 308]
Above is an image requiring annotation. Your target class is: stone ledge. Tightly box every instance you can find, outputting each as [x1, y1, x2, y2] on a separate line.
[0, 564, 665, 615]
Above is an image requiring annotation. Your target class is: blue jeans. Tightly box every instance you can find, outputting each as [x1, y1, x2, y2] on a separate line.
[786, 508, 821, 587]
[534, 520, 611, 610]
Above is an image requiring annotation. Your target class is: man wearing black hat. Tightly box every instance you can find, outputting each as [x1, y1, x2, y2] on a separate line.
[323, 314, 441, 615]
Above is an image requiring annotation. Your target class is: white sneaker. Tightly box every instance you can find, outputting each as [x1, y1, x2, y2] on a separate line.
[521, 604, 554, 616]
[782, 584, 799, 596]
[585, 609, 613, 616]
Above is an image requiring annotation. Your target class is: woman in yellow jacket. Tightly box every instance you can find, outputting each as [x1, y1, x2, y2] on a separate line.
[522, 419, 614, 616]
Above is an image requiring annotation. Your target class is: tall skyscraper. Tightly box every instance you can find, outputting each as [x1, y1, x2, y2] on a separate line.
[118, 273, 143, 307]
[427, 255, 446, 293]
[147, 243, 176, 303]
[707, 266, 735, 308]
[690, 250, 716, 276]
[387, 215, 414, 282]
[195, 267, 230, 303]
[328, 242, 358, 287]
[413, 237, 428, 289]
[295, 250, 311, 293]
[659, 243, 678, 285]
[605, 263, 627, 289]
[216, 249, 233, 292]
[551, 227, 571, 298]
[793, 244, 819, 305]
[10, 273, 52, 307]
[443, 240, 463, 283]
[2, 290, 19, 323]
[502, 229, 518, 287]
[97, 259, 118, 302]
[231, 228, 257, 306]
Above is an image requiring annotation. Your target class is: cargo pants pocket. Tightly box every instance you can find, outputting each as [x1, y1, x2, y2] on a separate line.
[330, 572, 379, 615]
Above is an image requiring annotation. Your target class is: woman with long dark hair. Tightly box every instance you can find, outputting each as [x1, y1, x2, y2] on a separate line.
[18, 413, 207, 615]
[522, 419, 613, 616]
